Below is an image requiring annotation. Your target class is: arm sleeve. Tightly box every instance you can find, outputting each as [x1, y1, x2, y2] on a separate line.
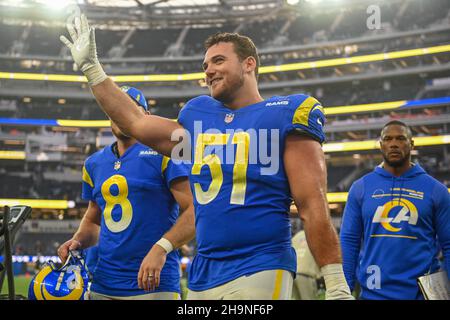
[433, 184, 450, 279]
[340, 179, 364, 291]
[177, 106, 187, 127]
[177, 97, 197, 127]
[284, 95, 326, 143]
[81, 161, 94, 201]
[162, 156, 190, 189]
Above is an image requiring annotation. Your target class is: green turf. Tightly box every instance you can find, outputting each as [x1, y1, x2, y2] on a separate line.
[1, 275, 188, 300]
[0, 275, 32, 299]
[1, 275, 327, 300]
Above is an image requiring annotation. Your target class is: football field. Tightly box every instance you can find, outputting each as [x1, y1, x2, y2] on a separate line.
[1, 275, 188, 300]
[0, 275, 32, 298]
[1, 275, 324, 300]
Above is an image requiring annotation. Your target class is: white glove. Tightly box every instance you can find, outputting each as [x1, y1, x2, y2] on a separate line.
[321, 264, 355, 300]
[60, 13, 107, 86]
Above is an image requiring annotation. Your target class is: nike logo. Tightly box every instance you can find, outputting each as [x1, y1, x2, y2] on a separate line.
[317, 118, 323, 126]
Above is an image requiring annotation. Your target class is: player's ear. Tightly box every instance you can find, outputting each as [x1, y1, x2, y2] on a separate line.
[244, 56, 257, 74]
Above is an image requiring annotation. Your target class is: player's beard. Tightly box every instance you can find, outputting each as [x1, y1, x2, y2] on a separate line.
[211, 70, 245, 104]
[382, 150, 410, 168]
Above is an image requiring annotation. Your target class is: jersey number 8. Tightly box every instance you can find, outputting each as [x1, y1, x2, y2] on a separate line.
[101, 175, 133, 233]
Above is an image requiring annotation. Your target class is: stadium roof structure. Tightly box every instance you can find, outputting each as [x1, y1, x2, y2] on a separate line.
[87, 0, 222, 7]
[0, 0, 288, 28]
[0, 0, 408, 28]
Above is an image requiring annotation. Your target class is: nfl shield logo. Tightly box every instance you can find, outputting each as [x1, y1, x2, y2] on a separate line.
[224, 113, 234, 123]
[114, 161, 121, 170]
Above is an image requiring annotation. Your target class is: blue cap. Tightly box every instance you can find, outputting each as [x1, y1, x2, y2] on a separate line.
[120, 86, 148, 110]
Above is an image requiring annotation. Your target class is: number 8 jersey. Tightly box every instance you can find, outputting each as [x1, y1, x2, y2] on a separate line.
[178, 94, 326, 291]
[81, 142, 188, 296]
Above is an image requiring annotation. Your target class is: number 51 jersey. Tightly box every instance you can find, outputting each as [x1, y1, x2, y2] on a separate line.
[178, 94, 325, 291]
[82, 142, 188, 296]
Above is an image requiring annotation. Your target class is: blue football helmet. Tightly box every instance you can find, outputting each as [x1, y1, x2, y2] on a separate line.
[28, 250, 90, 300]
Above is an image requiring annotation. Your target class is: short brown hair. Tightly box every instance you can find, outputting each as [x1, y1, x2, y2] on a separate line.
[204, 32, 260, 79]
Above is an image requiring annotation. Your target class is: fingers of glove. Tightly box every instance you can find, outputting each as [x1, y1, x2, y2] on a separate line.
[74, 15, 82, 37]
[66, 14, 78, 43]
[80, 14, 89, 35]
[90, 28, 97, 53]
[59, 35, 73, 49]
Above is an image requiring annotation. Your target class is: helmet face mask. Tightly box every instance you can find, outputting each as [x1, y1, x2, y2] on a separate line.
[28, 250, 90, 300]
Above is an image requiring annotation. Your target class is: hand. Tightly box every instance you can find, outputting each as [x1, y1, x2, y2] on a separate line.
[57, 239, 82, 264]
[137, 244, 167, 292]
[60, 13, 107, 86]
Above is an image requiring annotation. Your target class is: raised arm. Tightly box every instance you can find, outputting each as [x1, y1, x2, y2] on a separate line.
[60, 13, 184, 157]
[91, 78, 184, 156]
[284, 134, 353, 300]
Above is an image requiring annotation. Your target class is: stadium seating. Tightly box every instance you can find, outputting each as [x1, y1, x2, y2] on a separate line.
[0, 0, 448, 263]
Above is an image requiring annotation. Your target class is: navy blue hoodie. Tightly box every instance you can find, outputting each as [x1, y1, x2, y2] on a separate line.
[340, 163, 449, 300]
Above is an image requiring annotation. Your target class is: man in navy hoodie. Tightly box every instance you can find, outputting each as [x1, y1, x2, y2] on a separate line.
[340, 120, 449, 299]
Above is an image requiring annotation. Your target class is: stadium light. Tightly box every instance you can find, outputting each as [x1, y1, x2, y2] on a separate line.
[5, 0, 24, 5]
[304, 0, 323, 3]
[37, 0, 73, 10]
[286, 0, 300, 5]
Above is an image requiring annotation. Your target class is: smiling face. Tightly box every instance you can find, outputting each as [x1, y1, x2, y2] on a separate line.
[202, 42, 247, 104]
[380, 124, 414, 168]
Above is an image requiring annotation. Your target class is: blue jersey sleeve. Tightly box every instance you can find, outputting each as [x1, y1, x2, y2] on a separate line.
[340, 179, 364, 291]
[177, 96, 203, 127]
[283, 94, 326, 143]
[162, 156, 189, 189]
[177, 104, 188, 127]
[81, 159, 94, 201]
[432, 183, 450, 279]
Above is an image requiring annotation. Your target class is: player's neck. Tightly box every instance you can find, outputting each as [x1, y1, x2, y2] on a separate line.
[116, 138, 137, 157]
[225, 91, 264, 110]
[383, 161, 413, 177]
[225, 83, 263, 110]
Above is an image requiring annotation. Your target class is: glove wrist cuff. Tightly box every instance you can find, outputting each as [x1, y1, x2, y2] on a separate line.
[83, 63, 107, 86]
[321, 264, 347, 288]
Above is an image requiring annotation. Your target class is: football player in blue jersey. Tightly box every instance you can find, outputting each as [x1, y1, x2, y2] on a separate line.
[60, 13, 353, 299]
[340, 121, 449, 299]
[57, 86, 195, 300]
